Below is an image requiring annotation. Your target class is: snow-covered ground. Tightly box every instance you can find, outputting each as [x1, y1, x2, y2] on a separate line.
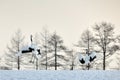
[0, 70, 120, 80]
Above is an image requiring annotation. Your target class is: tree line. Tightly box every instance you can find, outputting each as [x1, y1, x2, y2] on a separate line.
[1, 22, 120, 70]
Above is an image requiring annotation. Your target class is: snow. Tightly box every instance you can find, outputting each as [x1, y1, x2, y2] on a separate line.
[0, 70, 120, 80]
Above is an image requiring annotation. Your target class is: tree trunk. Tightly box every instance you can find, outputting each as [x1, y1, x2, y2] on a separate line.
[17, 56, 20, 70]
[87, 63, 90, 70]
[71, 52, 74, 70]
[103, 51, 106, 70]
[70, 66, 73, 70]
[87, 37, 90, 70]
[55, 42, 57, 70]
[70, 61, 74, 70]
[46, 52, 48, 70]
[45, 36, 48, 70]
[45, 45, 48, 70]
[36, 59, 38, 70]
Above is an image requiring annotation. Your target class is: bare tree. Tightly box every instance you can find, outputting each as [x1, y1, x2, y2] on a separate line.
[48, 32, 66, 70]
[78, 29, 94, 52]
[68, 50, 76, 70]
[40, 27, 50, 70]
[5, 29, 24, 70]
[93, 22, 114, 70]
[76, 29, 94, 70]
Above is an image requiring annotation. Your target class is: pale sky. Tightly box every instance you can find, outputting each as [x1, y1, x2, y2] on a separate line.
[0, 0, 120, 56]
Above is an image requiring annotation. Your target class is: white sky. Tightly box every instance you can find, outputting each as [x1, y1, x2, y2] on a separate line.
[0, 0, 120, 56]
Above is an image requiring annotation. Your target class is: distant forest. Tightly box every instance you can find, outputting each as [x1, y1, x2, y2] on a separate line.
[1, 22, 120, 70]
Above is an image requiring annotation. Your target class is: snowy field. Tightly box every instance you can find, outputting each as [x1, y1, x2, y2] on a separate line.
[0, 70, 120, 80]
